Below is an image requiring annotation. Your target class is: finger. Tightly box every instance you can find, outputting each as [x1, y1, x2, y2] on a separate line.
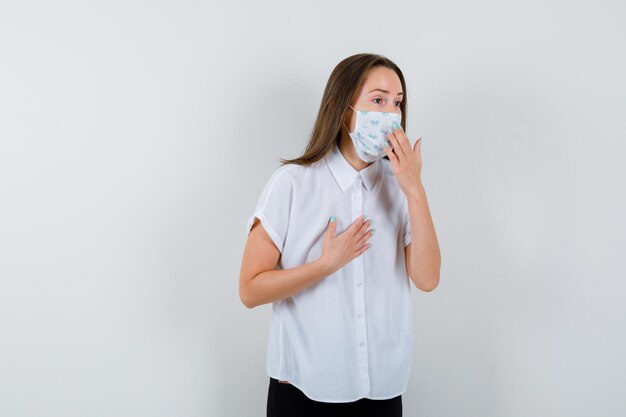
[326, 215, 337, 237]
[387, 127, 404, 160]
[354, 242, 371, 256]
[415, 137, 422, 164]
[356, 218, 371, 236]
[413, 137, 422, 158]
[356, 227, 374, 247]
[383, 135, 394, 154]
[394, 126, 412, 155]
[347, 214, 366, 235]
[414, 137, 422, 152]
[383, 141, 399, 169]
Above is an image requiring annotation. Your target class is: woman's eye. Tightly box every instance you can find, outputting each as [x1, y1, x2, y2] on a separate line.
[373, 98, 402, 106]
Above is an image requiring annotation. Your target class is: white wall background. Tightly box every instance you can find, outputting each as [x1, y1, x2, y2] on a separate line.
[1, 1, 625, 416]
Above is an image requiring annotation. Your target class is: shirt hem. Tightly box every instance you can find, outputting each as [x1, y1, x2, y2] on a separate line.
[267, 371, 407, 403]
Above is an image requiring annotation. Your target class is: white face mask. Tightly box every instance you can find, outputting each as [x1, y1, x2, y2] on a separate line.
[343, 105, 402, 163]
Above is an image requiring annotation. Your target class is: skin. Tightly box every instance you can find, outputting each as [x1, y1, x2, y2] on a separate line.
[239, 67, 440, 304]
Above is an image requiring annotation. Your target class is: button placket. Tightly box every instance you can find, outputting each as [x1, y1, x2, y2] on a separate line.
[351, 175, 370, 392]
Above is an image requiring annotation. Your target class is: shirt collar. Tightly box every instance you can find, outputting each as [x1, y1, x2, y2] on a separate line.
[324, 144, 381, 192]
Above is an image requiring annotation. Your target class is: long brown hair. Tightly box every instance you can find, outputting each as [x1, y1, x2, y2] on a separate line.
[279, 53, 407, 166]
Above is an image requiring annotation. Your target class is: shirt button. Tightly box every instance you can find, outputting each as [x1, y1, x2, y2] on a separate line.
[356, 282, 362, 287]
[357, 313, 363, 318]
[359, 342, 365, 347]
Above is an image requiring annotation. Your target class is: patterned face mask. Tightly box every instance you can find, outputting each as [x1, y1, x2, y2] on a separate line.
[343, 105, 402, 163]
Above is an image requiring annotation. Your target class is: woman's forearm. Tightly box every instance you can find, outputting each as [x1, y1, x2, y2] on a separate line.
[243, 258, 333, 308]
[406, 182, 441, 290]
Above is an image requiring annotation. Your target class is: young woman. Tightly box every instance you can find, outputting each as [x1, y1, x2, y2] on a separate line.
[240, 53, 441, 417]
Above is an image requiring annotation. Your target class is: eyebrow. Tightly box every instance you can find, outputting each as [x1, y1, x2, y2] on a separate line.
[368, 88, 403, 96]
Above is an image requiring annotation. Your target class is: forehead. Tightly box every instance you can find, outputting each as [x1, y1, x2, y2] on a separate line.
[360, 67, 402, 94]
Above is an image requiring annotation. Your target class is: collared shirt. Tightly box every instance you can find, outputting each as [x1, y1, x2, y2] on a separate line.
[246, 143, 413, 403]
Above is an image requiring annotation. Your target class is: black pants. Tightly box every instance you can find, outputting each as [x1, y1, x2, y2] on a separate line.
[266, 377, 402, 417]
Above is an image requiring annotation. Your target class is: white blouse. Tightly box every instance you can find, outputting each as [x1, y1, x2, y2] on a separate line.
[246, 143, 413, 403]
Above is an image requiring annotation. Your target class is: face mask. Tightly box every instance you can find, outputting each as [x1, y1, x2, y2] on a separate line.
[343, 104, 402, 163]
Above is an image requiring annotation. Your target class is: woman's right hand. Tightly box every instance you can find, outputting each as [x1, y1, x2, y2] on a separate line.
[318, 214, 374, 275]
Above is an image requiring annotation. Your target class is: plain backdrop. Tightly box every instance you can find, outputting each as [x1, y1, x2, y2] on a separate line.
[1, 1, 625, 416]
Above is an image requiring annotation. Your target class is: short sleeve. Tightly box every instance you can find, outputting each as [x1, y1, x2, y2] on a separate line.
[402, 198, 411, 248]
[246, 166, 294, 253]
[402, 217, 411, 248]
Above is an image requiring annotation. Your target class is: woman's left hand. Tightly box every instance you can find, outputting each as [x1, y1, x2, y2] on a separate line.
[383, 125, 423, 196]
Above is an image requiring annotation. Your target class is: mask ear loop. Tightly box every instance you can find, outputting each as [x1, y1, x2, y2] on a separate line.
[343, 105, 356, 134]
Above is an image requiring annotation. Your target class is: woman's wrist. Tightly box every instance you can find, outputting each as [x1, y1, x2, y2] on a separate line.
[312, 256, 335, 279]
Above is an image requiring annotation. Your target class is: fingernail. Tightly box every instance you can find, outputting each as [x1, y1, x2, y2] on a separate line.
[329, 215, 335, 223]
